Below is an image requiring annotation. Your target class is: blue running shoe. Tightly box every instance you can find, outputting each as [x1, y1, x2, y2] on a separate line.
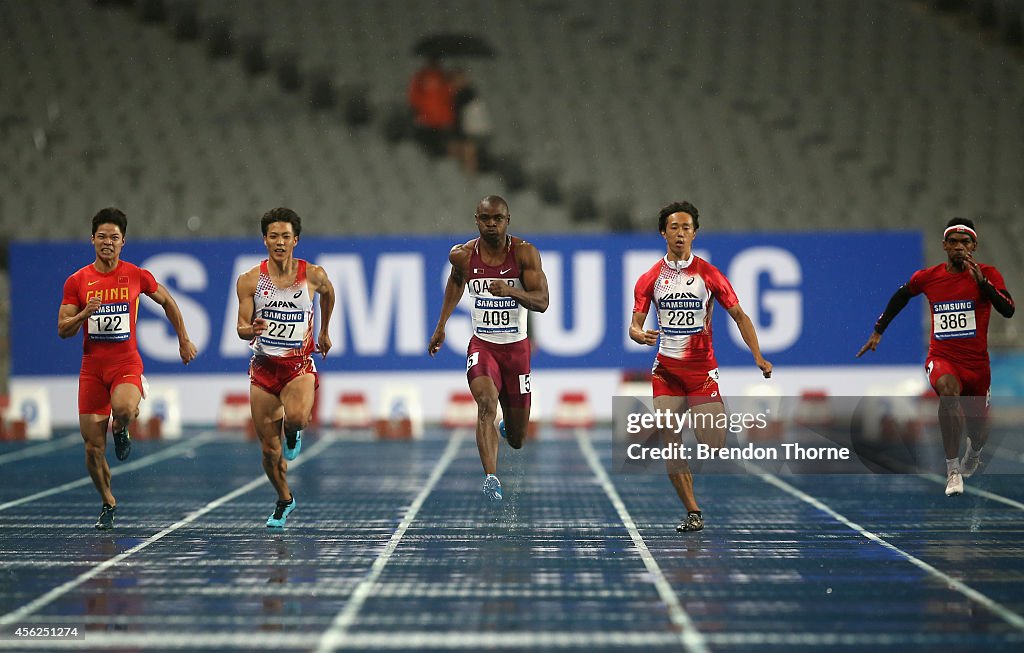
[113, 427, 132, 461]
[266, 496, 296, 528]
[482, 474, 502, 501]
[498, 420, 506, 440]
[283, 430, 302, 461]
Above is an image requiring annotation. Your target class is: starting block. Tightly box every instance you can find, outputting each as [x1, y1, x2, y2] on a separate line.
[218, 392, 255, 438]
[135, 383, 183, 440]
[375, 385, 423, 439]
[552, 391, 594, 429]
[333, 392, 372, 430]
[5, 385, 51, 440]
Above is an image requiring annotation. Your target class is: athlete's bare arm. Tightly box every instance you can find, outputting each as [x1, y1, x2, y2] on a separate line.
[147, 284, 198, 364]
[236, 267, 268, 340]
[307, 264, 335, 359]
[428, 244, 471, 356]
[726, 304, 773, 378]
[57, 298, 102, 339]
[629, 311, 659, 346]
[488, 241, 549, 312]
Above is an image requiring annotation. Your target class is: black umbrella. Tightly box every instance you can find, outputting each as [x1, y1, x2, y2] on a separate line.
[413, 33, 496, 58]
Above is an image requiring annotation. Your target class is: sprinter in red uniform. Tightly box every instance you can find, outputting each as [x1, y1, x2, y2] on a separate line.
[631, 201, 773, 533]
[429, 195, 549, 502]
[859, 218, 1014, 497]
[58, 208, 197, 529]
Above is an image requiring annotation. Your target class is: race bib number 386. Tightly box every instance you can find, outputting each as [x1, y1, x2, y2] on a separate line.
[88, 303, 131, 342]
[932, 300, 976, 340]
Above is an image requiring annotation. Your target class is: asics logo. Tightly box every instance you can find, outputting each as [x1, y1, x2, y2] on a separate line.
[293, 291, 302, 298]
[686, 277, 695, 285]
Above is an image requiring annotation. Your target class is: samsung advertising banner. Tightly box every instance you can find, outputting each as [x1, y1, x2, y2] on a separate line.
[10, 232, 923, 426]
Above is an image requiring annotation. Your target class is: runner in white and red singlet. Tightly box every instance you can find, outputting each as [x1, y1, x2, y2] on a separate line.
[858, 218, 1014, 497]
[236, 208, 335, 527]
[429, 195, 549, 502]
[630, 201, 772, 533]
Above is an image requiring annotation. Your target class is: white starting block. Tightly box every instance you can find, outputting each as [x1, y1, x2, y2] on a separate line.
[6, 385, 52, 440]
[552, 391, 593, 429]
[333, 392, 372, 430]
[218, 392, 254, 437]
[375, 385, 423, 439]
[136, 383, 183, 439]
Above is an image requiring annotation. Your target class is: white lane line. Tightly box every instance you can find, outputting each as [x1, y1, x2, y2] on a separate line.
[315, 431, 464, 653]
[4, 629, 1020, 650]
[0, 432, 223, 512]
[575, 429, 710, 653]
[755, 471, 1024, 631]
[0, 433, 82, 465]
[922, 472, 1024, 511]
[0, 435, 337, 628]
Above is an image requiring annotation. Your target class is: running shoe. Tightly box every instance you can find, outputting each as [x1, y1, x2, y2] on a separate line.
[498, 420, 506, 440]
[676, 511, 704, 532]
[944, 469, 964, 496]
[113, 427, 132, 461]
[95, 503, 116, 530]
[266, 496, 296, 528]
[482, 474, 502, 502]
[960, 438, 981, 479]
[283, 430, 302, 461]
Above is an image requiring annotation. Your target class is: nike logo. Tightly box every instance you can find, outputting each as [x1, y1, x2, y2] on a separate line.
[122, 374, 137, 378]
[500, 268, 513, 275]
[88, 280, 101, 286]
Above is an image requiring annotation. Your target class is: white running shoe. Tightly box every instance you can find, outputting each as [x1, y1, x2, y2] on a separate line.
[945, 469, 963, 496]
[960, 438, 980, 479]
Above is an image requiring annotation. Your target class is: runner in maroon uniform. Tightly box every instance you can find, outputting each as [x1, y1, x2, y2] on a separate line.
[858, 218, 1014, 496]
[58, 208, 197, 529]
[630, 201, 772, 532]
[429, 195, 549, 501]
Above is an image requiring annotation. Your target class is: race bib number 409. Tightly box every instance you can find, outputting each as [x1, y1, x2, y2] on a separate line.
[88, 303, 131, 342]
[932, 300, 976, 340]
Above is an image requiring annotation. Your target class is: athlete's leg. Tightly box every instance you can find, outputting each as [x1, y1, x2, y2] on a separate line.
[109, 382, 143, 435]
[80, 414, 114, 506]
[250, 384, 291, 502]
[279, 373, 316, 442]
[500, 406, 529, 450]
[471, 375, 501, 474]
[691, 400, 727, 449]
[655, 395, 698, 513]
[934, 374, 964, 461]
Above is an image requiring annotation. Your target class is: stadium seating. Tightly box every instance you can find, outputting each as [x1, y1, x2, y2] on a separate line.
[0, 0, 1020, 348]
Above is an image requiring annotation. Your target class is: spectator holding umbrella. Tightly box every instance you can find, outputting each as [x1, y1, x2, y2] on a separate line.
[407, 57, 455, 157]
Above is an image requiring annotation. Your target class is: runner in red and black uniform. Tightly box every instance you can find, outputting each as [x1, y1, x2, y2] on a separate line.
[859, 218, 1014, 496]
[630, 201, 772, 533]
[429, 195, 549, 502]
[58, 207, 197, 529]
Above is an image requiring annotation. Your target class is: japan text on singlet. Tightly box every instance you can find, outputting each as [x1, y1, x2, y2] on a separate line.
[250, 259, 315, 358]
[467, 237, 528, 344]
[633, 255, 739, 363]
